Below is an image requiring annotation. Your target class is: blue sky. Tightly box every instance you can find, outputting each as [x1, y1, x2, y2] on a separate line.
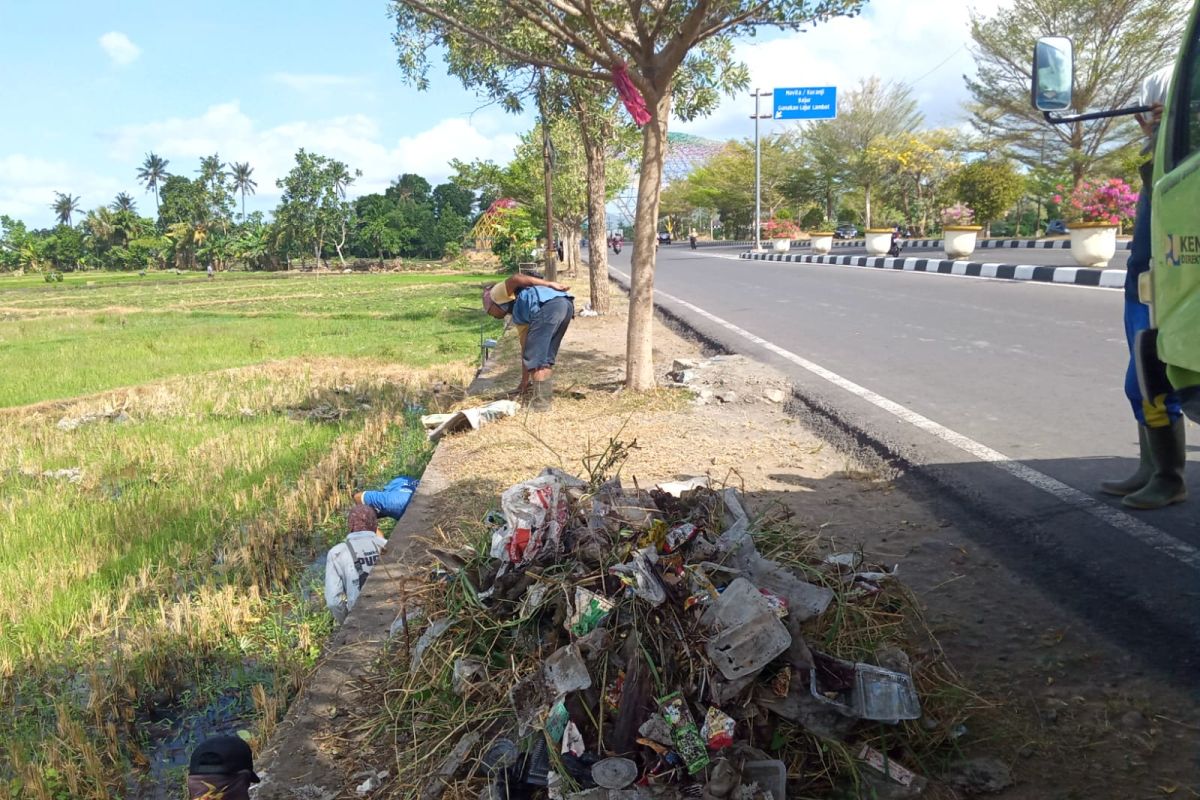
[0, 0, 1004, 227]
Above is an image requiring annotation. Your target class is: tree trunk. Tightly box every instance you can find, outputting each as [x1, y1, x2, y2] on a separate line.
[626, 91, 671, 392]
[567, 227, 582, 276]
[864, 182, 873, 229]
[580, 114, 611, 315]
[538, 73, 557, 282]
[335, 222, 347, 266]
[1071, 122, 1085, 188]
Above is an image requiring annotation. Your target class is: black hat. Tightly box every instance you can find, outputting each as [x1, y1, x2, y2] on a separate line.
[189, 735, 261, 783]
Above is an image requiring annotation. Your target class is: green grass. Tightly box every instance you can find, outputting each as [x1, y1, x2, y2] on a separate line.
[0, 271, 498, 407]
[0, 269, 504, 799]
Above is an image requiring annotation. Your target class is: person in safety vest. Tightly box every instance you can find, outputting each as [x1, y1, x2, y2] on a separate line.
[1100, 65, 1187, 510]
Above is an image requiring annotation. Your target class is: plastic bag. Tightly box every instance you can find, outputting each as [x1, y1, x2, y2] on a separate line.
[490, 470, 580, 568]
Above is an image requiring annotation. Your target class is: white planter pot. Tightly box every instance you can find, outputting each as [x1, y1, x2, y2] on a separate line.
[1068, 224, 1118, 267]
[810, 234, 834, 255]
[865, 230, 893, 256]
[771, 239, 791, 253]
[943, 227, 981, 259]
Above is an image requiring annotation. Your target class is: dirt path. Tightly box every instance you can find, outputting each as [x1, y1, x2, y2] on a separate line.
[256, 288, 1200, 798]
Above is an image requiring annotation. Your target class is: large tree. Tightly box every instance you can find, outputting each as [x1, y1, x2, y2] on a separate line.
[802, 77, 922, 229]
[869, 128, 964, 235]
[136, 153, 170, 216]
[967, 0, 1187, 187]
[952, 158, 1026, 234]
[391, 0, 862, 390]
[274, 149, 358, 269]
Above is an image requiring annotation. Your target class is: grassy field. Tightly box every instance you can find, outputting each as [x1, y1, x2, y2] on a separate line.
[0, 269, 503, 798]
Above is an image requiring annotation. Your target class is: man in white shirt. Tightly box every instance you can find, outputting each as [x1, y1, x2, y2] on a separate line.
[325, 504, 387, 624]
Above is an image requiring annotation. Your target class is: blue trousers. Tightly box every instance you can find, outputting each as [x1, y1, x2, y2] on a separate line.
[1123, 298, 1182, 426]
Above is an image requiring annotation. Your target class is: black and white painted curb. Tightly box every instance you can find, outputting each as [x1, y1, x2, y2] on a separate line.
[827, 237, 1132, 250]
[739, 250, 1127, 288]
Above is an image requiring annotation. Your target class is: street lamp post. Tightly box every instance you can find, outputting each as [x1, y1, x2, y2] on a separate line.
[752, 89, 772, 251]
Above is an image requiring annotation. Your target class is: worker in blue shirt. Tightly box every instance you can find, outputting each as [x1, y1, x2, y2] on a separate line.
[483, 273, 574, 411]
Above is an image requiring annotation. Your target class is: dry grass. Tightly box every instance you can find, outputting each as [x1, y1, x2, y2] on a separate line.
[0, 270, 497, 799]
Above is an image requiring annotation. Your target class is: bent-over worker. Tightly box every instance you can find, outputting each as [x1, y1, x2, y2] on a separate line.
[483, 273, 573, 411]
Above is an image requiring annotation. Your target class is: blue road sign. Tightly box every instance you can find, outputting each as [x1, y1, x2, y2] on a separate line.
[772, 86, 837, 120]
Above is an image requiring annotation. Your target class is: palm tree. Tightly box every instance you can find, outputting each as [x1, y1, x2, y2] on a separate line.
[111, 192, 136, 213]
[51, 192, 81, 226]
[231, 162, 257, 220]
[136, 153, 170, 215]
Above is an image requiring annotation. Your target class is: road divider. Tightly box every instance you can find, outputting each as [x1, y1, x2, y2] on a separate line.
[740, 251, 1126, 289]
[827, 237, 1132, 250]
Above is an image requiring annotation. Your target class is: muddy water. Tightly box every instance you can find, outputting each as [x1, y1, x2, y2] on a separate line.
[125, 663, 270, 800]
[127, 558, 328, 799]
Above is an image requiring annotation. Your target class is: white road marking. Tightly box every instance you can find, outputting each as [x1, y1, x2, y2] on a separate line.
[611, 267, 1200, 571]
[683, 249, 1123, 293]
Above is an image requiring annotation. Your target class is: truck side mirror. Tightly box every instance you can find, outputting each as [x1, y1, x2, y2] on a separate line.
[1032, 36, 1074, 112]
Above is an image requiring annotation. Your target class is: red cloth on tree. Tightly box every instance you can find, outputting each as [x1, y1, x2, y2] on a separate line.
[612, 63, 651, 126]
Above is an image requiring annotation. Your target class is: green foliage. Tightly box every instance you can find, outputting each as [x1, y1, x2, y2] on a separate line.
[348, 172, 474, 261]
[803, 77, 923, 228]
[800, 206, 826, 229]
[137, 152, 171, 214]
[966, 0, 1188, 184]
[0, 216, 32, 271]
[50, 192, 81, 227]
[951, 158, 1025, 226]
[489, 205, 539, 271]
[274, 149, 360, 265]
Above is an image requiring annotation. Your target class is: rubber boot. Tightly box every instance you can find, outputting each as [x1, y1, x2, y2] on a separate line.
[1100, 426, 1153, 496]
[1123, 418, 1187, 509]
[530, 377, 554, 412]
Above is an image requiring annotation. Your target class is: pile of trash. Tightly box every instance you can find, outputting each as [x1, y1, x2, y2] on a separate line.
[369, 468, 960, 800]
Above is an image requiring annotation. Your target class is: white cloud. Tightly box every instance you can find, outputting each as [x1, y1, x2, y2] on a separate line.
[676, 0, 1010, 141]
[270, 73, 362, 92]
[99, 31, 141, 66]
[0, 155, 124, 225]
[105, 103, 523, 204]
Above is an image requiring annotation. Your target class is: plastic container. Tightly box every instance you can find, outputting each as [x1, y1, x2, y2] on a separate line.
[855, 663, 921, 722]
[742, 760, 787, 800]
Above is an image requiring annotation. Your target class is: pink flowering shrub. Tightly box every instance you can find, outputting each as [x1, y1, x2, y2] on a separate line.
[940, 203, 976, 226]
[762, 218, 802, 239]
[1055, 179, 1138, 225]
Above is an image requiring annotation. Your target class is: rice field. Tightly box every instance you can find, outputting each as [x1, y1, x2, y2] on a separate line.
[0, 269, 504, 798]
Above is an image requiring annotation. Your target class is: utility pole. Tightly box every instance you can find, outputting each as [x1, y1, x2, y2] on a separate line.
[751, 89, 771, 251]
[539, 69, 557, 281]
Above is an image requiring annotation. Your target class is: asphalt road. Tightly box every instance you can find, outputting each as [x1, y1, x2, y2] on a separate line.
[609, 243, 1200, 680]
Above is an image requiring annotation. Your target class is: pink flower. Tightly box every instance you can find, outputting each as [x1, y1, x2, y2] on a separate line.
[1053, 194, 1062, 204]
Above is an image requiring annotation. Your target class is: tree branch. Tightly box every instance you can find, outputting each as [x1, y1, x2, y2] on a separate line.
[659, 0, 712, 75]
[695, 0, 769, 42]
[400, 0, 609, 80]
[497, 0, 620, 70]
